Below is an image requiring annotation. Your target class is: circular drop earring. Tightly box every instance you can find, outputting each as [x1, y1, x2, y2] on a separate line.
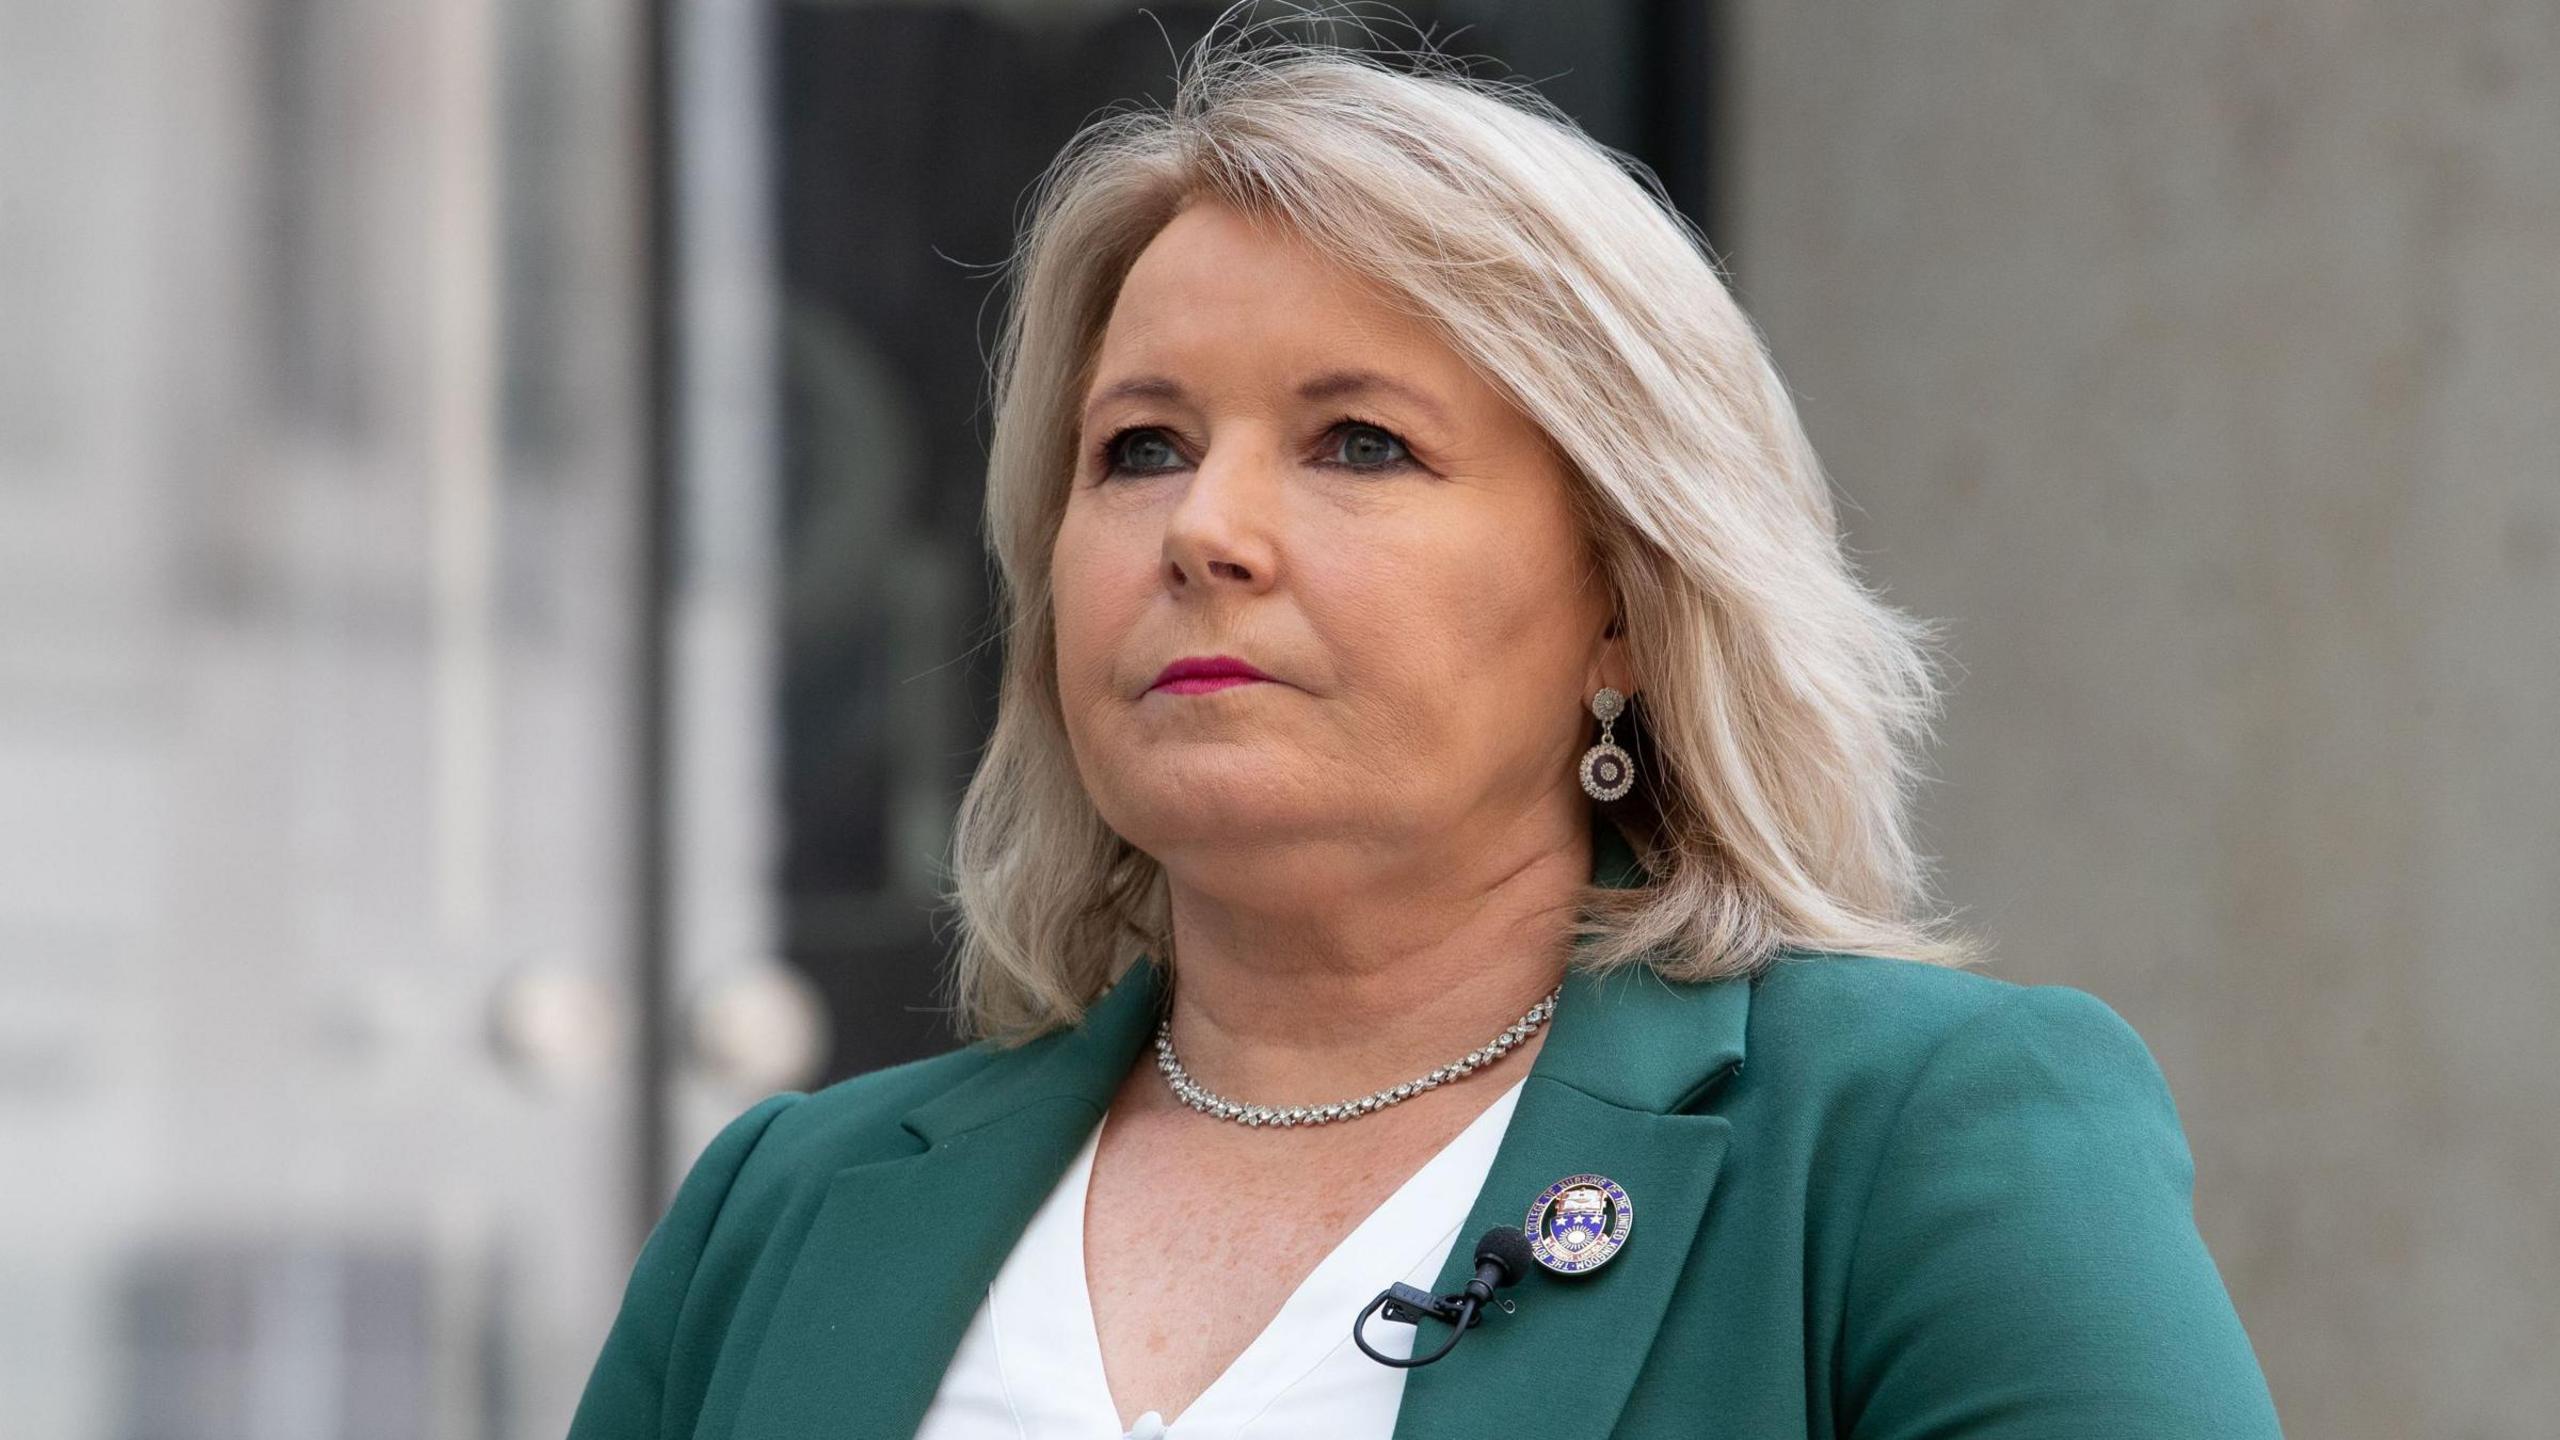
[1579, 687, 1635, 801]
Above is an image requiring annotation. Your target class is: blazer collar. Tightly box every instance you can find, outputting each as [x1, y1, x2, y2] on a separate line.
[729, 813, 1753, 1440]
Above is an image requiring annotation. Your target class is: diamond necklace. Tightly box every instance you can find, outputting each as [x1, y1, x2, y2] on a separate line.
[1152, 980, 1563, 1128]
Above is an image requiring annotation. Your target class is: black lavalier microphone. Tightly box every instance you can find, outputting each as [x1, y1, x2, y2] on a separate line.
[1351, 1226, 1539, 1367]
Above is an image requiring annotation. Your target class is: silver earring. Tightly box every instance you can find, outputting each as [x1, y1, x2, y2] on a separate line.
[1579, 687, 1635, 801]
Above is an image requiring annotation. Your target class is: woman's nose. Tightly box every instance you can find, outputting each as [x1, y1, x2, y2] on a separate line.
[1161, 443, 1280, 595]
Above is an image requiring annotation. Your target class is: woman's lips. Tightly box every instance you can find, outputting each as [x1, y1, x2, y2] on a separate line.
[1149, 655, 1275, 695]
[1153, 674, 1266, 695]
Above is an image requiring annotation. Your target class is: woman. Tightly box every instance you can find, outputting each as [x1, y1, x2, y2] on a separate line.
[567, 28, 2284, 1440]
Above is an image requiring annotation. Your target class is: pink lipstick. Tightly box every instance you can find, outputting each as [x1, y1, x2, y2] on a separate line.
[1149, 655, 1275, 695]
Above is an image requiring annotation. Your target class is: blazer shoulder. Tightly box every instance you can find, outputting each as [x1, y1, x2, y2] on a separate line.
[1781, 956, 2273, 1434]
[1737, 949, 2156, 1110]
[1749, 949, 2027, 1056]
[742, 1039, 1006, 1174]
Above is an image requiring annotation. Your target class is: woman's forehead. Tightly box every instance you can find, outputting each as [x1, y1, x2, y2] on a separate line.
[1101, 204, 1431, 352]
[1090, 246, 1479, 418]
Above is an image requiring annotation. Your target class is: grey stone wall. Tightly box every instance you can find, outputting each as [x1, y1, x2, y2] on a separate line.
[1727, 6, 2560, 1436]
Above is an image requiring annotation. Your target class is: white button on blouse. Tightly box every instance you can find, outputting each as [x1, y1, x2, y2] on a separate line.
[913, 1074, 1529, 1440]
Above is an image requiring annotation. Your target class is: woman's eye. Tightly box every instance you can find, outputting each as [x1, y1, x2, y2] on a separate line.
[1103, 428, 1181, 475]
[1329, 421, 1413, 471]
[1105, 425, 1172, 471]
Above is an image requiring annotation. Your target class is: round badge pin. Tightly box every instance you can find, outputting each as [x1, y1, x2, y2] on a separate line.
[1524, 1172, 1634, 1274]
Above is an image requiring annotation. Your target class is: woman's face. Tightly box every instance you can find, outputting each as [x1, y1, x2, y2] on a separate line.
[1051, 199, 1619, 891]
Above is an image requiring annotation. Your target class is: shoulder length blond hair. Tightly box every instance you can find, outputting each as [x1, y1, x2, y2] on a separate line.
[942, 18, 1975, 1045]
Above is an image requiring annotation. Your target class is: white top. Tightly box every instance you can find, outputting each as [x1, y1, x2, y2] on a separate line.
[913, 1075, 1528, 1440]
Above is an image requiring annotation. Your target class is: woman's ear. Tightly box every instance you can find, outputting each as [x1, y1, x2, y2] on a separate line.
[1592, 613, 1634, 699]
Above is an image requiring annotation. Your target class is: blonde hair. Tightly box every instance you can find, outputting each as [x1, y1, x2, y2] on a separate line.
[942, 8, 1977, 1045]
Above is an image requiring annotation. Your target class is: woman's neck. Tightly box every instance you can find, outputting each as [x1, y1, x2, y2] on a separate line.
[1148, 826, 1590, 1109]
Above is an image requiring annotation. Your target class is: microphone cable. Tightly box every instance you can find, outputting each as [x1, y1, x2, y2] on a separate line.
[1351, 1226, 1538, 1368]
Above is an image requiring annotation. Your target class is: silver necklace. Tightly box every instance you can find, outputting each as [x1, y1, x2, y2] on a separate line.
[1152, 980, 1562, 1128]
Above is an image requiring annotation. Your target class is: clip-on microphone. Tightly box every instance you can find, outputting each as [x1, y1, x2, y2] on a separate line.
[1352, 1226, 1538, 1367]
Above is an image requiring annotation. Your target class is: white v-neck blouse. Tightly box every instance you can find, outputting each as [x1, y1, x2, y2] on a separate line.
[913, 1074, 1529, 1440]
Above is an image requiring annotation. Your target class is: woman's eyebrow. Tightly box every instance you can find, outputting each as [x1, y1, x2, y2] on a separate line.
[1081, 375, 1187, 430]
[1079, 368, 1452, 432]
[1296, 369, 1452, 428]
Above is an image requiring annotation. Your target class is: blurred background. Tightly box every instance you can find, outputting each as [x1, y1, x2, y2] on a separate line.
[1, 1, 2551, 1436]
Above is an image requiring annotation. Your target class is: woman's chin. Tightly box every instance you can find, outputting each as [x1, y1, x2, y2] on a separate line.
[1103, 774, 1368, 854]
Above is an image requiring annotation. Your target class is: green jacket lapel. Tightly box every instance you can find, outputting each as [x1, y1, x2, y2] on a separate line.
[1387, 948, 1750, 1440]
[729, 954, 1168, 1440]
[1381, 821, 1752, 1440]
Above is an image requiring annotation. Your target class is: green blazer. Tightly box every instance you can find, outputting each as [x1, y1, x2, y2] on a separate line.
[567, 824, 2283, 1439]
